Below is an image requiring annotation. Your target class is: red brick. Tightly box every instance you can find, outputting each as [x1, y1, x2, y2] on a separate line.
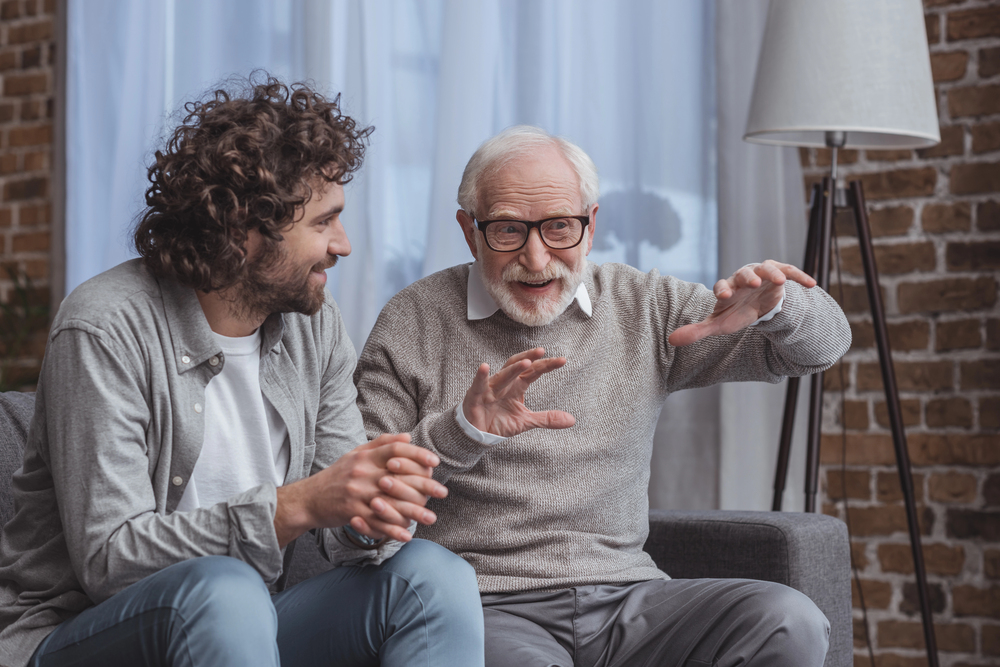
[900, 582, 946, 616]
[947, 241, 1000, 270]
[929, 471, 977, 503]
[0, 207, 11, 228]
[881, 541, 966, 576]
[980, 200, 1000, 231]
[820, 433, 895, 466]
[1, 0, 20, 20]
[857, 360, 952, 392]
[0, 103, 14, 124]
[987, 473, 1000, 506]
[947, 509, 1000, 540]
[948, 6, 1000, 41]
[830, 282, 886, 315]
[898, 277, 996, 314]
[927, 13, 941, 44]
[824, 361, 848, 391]
[878, 471, 926, 503]
[950, 160, 1000, 194]
[874, 399, 922, 428]
[925, 397, 973, 428]
[851, 578, 891, 609]
[853, 654, 926, 667]
[936, 319, 981, 351]
[826, 469, 870, 500]
[841, 399, 869, 430]
[3, 73, 47, 96]
[909, 433, 1000, 466]
[839, 241, 935, 276]
[21, 45, 42, 70]
[868, 206, 916, 237]
[22, 151, 45, 171]
[987, 549, 1000, 578]
[922, 202, 970, 233]
[982, 46, 1000, 78]
[0, 50, 17, 72]
[983, 397, 1000, 432]
[879, 620, 975, 651]
[0, 153, 17, 175]
[19, 203, 48, 226]
[953, 585, 1000, 618]
[7, 124, 51, 148]
[961, 359, 1000, 390]
[931, 50, 968, 82]
[974, 121, 1000, 154]
[846, 505, 910, 537]
[6, 19, 52, 45]
[22, 259, 46, 280]
[890, 320, 931, 351]
[866, 149, 913, 162]
[11, 231, 48, 253]
[849, 321, 873, 350]
[815, 148, 858, 167]
[857, 168, 937, 200]
[2, 176, 46, 201]
[986, 623, 1000, 655]
[917, 125, 963, 159]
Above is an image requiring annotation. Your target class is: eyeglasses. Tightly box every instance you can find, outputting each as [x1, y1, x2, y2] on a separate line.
[475, 216, 589, 252]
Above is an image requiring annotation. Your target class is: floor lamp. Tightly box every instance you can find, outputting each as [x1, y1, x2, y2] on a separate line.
[743, 1, 941, 665]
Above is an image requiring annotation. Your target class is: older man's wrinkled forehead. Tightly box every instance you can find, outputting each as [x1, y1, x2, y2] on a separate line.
[477, 144, 584, 220]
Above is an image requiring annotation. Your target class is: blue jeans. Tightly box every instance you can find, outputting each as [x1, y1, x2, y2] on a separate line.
[30, 539, 484, 667]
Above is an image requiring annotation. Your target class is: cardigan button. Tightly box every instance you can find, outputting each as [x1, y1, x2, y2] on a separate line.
[172, 476, 183, 486]
[181, 355, 191, 364]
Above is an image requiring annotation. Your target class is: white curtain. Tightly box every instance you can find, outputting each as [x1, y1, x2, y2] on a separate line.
[66, 0, 733, 510]
[716, 0, 810, 512]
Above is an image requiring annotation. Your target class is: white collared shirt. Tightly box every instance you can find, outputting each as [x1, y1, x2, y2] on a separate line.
[456, 261, 782, 444]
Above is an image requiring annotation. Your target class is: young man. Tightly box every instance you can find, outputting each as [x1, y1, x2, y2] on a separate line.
[0, 77, 484, 667]
[355, 125, 852, 666]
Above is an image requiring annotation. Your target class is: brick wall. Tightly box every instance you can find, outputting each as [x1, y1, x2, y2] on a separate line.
[805, 1, 1000, 665]
[0, 0, 52, 390]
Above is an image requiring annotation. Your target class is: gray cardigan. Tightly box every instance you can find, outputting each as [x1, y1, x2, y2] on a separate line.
[0, 260, 382, 667]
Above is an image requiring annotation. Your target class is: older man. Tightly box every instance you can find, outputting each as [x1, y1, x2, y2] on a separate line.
[355, 126, 851, 667]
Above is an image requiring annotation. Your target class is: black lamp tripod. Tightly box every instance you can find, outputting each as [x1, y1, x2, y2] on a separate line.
[770, 132, 939, 666]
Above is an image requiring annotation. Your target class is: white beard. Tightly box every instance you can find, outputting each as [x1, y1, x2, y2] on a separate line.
[476, 238, 585, 327]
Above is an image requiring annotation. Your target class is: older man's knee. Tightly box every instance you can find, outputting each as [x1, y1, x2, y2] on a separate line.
[754, 583, 830, 664]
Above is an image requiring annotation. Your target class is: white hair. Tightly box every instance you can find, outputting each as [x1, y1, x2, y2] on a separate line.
[457, 125, 599, 219]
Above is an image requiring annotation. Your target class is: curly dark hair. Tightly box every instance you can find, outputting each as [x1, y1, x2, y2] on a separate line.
[134, 73, 372, 292]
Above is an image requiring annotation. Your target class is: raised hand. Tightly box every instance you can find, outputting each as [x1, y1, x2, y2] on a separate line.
[274, 433, 447, 547]
[668, 260, 816, 348]
[462, 347, 576, 437]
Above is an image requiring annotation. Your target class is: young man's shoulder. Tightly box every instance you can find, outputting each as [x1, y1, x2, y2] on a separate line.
[54, 259, 163, 334]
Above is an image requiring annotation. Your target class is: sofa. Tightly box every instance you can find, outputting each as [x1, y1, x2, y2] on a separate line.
[0, 391, 852, 666]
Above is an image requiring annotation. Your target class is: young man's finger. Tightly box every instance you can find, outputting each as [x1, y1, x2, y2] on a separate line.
[379, 473, 447, 502]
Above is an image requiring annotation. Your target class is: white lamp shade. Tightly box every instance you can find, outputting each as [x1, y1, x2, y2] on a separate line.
[744, 0, 940, 149]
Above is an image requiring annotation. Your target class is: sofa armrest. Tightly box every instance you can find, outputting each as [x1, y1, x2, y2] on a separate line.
[645, 510, 851, 667]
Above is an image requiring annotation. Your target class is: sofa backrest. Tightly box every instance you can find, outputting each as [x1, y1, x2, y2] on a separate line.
[0, 391, 34, 526]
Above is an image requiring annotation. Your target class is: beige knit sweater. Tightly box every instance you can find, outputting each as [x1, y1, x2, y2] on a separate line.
[355, 262, 850, 593]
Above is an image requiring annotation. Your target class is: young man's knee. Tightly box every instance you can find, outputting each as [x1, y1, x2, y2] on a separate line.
[167, 556, 276, 628]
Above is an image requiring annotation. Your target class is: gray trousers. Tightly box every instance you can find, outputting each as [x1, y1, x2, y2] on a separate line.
[481, 578, 829, 667]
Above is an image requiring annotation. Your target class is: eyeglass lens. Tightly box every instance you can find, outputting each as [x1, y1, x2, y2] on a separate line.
[486, 218, 583, 250]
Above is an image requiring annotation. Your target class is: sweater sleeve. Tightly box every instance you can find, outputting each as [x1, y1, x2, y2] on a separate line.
[354, 304, 491, 485]
[660, 277, 851, 392]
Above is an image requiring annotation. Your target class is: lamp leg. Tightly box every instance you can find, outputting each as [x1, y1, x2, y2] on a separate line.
[773, 184, 824, 511]
[804, 176, 836, 513]
[849, 180, 939, 667]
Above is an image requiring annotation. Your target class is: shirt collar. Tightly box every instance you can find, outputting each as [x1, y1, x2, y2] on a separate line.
[466, 261, 592, 321]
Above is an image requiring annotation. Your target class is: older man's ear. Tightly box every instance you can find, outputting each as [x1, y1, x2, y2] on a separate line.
[585, 203, 598, 255]
[457, 209, 480, 260]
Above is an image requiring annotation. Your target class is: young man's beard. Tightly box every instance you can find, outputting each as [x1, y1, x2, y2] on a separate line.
[228, 241, 335, 323]
[476, 238, 585, 327]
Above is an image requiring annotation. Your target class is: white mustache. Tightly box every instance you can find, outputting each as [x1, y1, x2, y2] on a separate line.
[502, 260, 569, 283]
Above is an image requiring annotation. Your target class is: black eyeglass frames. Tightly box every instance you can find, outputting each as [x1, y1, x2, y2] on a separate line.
[475, 216, 589, 252]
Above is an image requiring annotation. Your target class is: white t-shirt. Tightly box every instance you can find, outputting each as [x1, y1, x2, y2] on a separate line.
[176, 328, 290, 511]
